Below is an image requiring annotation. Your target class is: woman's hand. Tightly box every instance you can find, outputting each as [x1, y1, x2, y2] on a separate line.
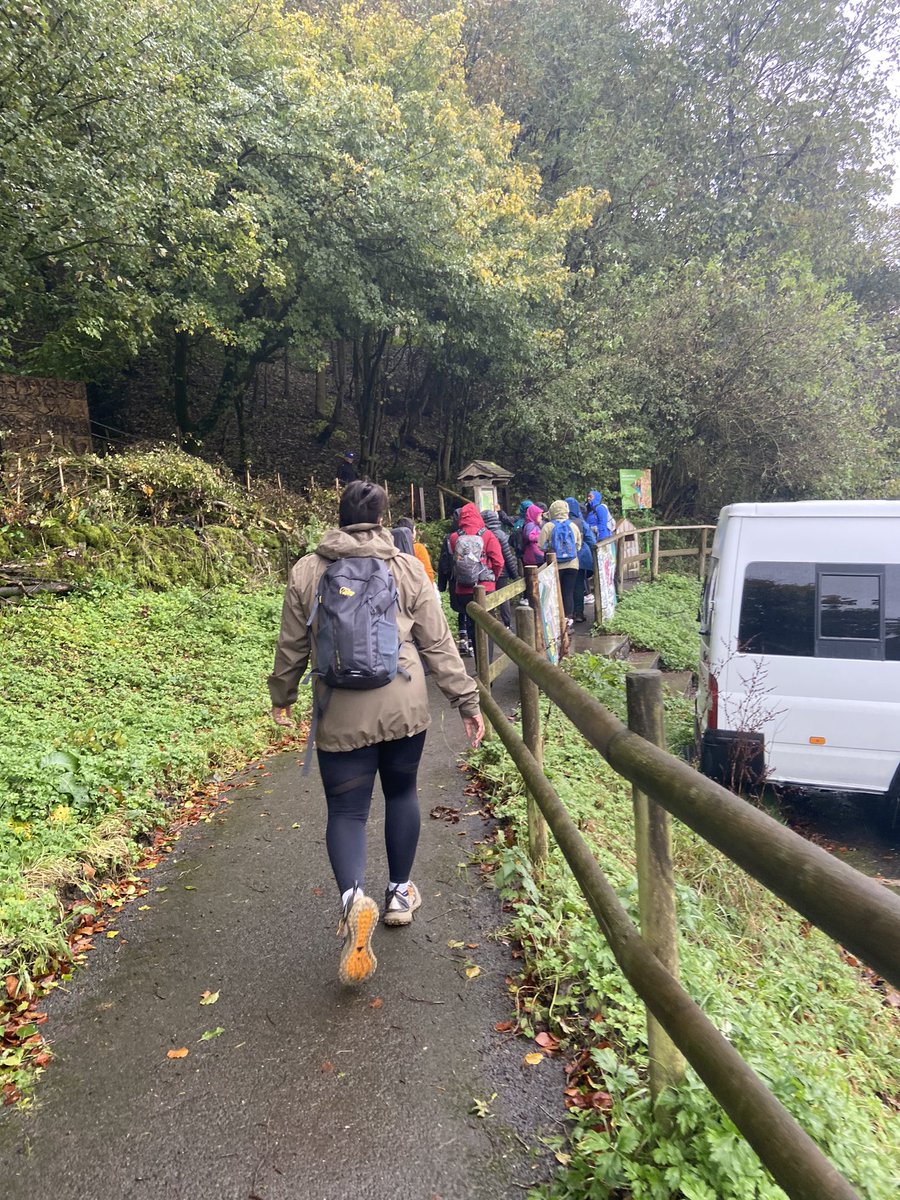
[463, 713, 485, 748]
[271, 705, 293, 727]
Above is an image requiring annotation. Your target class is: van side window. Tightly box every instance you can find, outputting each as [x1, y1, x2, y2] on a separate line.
[738, 562, 815, 656]
[818, 574, 880, 641]
[887, 567, 900, 662]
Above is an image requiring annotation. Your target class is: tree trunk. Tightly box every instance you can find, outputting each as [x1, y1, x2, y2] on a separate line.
[172, 329, 191, 444]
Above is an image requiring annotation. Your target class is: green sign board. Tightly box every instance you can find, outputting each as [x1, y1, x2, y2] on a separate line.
[619, 468, 652, 512]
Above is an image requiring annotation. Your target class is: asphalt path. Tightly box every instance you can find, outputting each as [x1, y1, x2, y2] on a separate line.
[0, 677, 563, 1200]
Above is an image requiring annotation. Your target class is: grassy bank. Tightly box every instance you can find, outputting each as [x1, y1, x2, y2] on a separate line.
[0, 583, 297, 985]
[471, 656, 900, 1199]
[604, 575, 701, 670]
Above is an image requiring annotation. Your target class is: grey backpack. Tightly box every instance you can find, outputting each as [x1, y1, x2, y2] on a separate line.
[453, 529, 495, 588]
[309, 556, 402, 690]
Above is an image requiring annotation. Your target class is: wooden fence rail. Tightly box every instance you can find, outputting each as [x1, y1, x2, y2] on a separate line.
[593, 523, 715, 596]
[466, 598, 900, 1200]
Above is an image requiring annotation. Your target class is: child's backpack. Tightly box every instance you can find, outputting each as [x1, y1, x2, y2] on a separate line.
[309, 557, 402, 690]
[453, 530, 495, 587]
[510, 523, 525, 557]
[548, 519, 577, 564]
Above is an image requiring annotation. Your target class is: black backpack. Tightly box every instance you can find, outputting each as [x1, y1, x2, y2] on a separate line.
[309, 557, 401, 689]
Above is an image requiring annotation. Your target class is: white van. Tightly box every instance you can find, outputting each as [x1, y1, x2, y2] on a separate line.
[697, 501, 900, 827]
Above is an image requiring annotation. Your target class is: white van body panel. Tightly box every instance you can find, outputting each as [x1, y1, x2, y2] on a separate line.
[700, 502, 900, 797]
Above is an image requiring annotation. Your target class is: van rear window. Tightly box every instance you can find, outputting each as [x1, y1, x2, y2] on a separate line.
[738, 563, 815, 655]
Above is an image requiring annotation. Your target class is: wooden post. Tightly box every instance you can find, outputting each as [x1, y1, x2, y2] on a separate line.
[651, 528, 660, 581]
[57, 458, 66, 494]
[516, 605, 548, 871]
[409, 481, 415, 517]
[334, 477, 341, 501]
[276, 471, 283, 492]
[438, 489, 446, 519]
[16, 456, 22, 506]
[472, 585, 493, 740]
[418, 486, 426, 522]
[615, 533, 625, 596]
[245, 466, 251, 491]
[626, 670, 685, 1103]
[699, 527, 709, 578]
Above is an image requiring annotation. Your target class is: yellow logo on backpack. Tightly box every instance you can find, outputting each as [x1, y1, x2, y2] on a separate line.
[339, 586, 355, 597]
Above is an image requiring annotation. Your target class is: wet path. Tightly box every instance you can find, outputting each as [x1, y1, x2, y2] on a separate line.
[0, 681, 562, 1200]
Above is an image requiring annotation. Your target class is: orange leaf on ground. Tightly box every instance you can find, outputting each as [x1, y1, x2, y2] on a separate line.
[167, 1047, 189, 1059]
[494, 1021, 514, 1033]
[369, 997, 383, 1009]
[320, 1061, 334, 1072]
[523, 1052, 544, 1066]
[535, 1031, 560, 1051]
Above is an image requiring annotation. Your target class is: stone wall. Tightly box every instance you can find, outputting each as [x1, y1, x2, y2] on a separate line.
[0, 374, 92, 454]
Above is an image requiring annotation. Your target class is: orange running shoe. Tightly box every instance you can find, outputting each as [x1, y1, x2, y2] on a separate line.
[337, 889, 379, 985]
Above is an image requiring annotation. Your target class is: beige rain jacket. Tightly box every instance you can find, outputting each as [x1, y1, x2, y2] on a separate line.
[268, 524, 480, 752]
[539, 499, 583, 569]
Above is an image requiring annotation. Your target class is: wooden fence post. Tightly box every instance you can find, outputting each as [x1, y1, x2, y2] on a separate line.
[473, 585, 493, 740]
[516, 605, 548, 871]
[418, 485, 426, 522]
[438, 489, 446, 519]
[625, 670, 685, 1103]
[615, 534, 625, 596]
[651, 528, 660, 581]
[699, 527, 709, 578]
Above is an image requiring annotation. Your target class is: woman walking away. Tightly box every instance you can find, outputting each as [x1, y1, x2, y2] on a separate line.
[396, 516, 436, 585]
[566, 496, 596, 623]
[521, 503, 545, 568]
[449, 503, 505, 653]
[539, 499, 582, 628]
[269, 482, 484, 986]
[481, 508, 519, 628]
[585, 489, 615, 541]
[438, 508, 470, 654]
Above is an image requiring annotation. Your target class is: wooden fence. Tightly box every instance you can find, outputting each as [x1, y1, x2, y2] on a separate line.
[465, 598, 900, 1200]
[594, 523, 716, 597]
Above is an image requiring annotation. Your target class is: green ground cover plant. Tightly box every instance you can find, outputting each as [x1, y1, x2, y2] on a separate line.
[0, 583, 297, 984]
[470, 653, 900, 1200]
[605, 575, 701, 671]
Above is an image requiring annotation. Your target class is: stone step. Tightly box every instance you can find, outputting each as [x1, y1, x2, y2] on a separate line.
[593, 633, 630, 660]
[627, 649, 661, 671]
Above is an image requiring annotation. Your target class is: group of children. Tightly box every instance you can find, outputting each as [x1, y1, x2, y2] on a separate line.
[393, 489, 616, 657]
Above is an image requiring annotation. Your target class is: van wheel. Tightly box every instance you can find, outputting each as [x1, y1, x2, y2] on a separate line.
[880, 785, 900, 838]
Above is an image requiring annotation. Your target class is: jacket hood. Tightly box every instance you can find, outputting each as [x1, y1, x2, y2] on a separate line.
[458, 503, 486, 535]
[315, 524, 398, 562]
[517, 499, 535, 519]
[480, 509, 502, 531]
[524, 504, 543, 525]
[391, 526, 415, 555]
[565, 496, 582, 520]
[587, 489, 603, 508]
[547, 499, 570, 522]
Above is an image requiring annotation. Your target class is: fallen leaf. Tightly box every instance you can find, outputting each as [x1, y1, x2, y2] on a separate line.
[138, 905, 151, 911]
[447, 939, 465, 949]
[466, 943, 479, 949]
[555, 1152, 572, 1166]
[184, 885, 197, 891]
[106, 930, 119, 939]
[465, 965, 481, 979]
[199, 1027, 225, 1041]
[291, 823, 301, 829]
[320, 1060, 334, 1072]
[494, 1021, 514, 1033]
[535, 1031, 560, 1051]
[167, 1047, 189, 1059]
[200, 990, 220, 1005]
[369, 997, 383, 1009]
[523, 1052, 544, 1065]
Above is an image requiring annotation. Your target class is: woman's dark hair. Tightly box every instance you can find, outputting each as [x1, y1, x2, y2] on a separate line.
[395, 516, 415, 531]
[339, 480, 389, 527]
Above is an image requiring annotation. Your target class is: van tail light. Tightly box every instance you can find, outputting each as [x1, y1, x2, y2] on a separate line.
[707, 672, 719, 730]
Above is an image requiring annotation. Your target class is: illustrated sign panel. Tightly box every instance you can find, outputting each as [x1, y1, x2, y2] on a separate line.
[597, 541, 617, 622]
[619, 468, 652, 512]
[538, 561, 561, 665]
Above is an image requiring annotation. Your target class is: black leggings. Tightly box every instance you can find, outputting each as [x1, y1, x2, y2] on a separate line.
[559, 568, 578, 619]
[317, 731, 427, 895]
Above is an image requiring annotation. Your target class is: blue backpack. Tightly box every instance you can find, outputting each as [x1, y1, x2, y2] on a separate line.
[548, 519, 577, 563]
